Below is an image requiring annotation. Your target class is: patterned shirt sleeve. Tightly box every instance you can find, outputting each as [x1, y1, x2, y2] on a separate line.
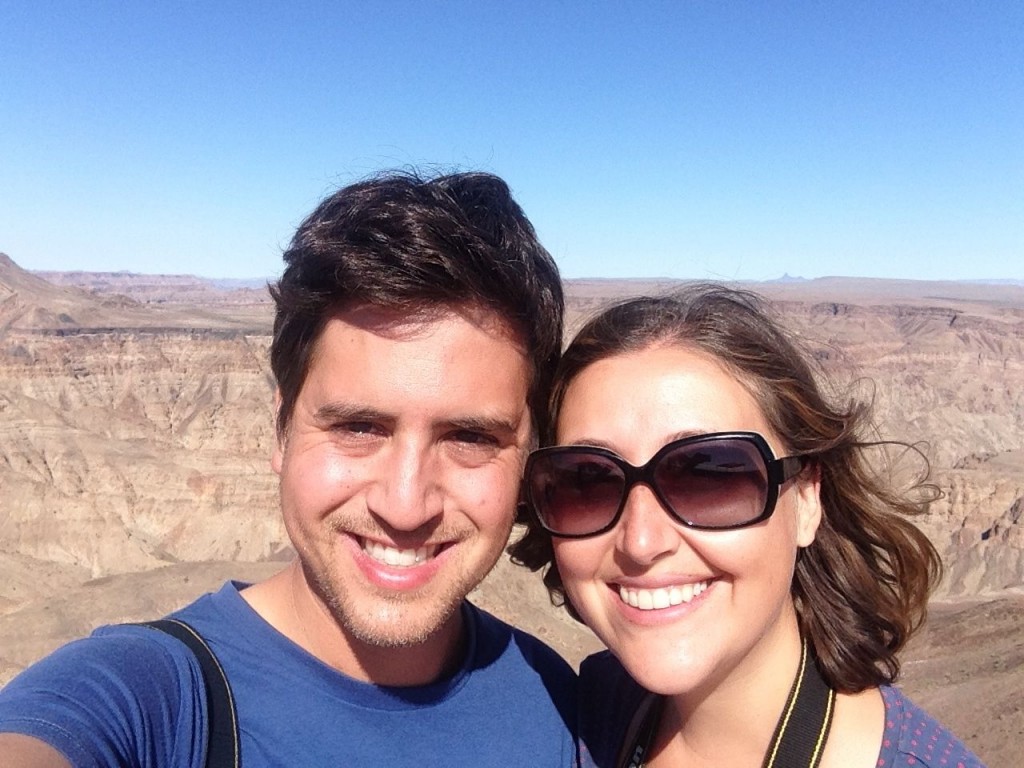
[876, 685, 987, 768]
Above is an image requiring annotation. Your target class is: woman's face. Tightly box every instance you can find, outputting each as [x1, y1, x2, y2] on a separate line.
[551, 344, 821, 697]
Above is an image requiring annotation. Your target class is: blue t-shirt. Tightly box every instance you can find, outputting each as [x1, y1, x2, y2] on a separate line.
[577, 650, 986, 768]
[0, 582, 579, 767]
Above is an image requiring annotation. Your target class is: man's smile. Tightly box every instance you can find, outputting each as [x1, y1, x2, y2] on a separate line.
[361, 539, 440, 567]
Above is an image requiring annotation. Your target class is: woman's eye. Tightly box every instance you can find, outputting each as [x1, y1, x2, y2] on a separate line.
[576, 461, 612, 481]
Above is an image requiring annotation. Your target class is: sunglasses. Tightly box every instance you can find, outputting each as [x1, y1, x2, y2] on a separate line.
[523, 431, 809, 538]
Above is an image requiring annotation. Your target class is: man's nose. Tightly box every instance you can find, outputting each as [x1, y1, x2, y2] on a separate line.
[367, 443, 443, 532]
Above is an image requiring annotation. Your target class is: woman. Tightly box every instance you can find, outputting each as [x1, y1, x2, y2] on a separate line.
[512, 285, 984, 767]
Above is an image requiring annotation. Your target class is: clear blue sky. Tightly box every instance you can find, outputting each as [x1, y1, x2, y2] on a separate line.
[2, 2, 1021, 281]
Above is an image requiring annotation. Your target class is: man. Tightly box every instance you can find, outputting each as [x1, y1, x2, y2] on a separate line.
[0, 171, 576, 766]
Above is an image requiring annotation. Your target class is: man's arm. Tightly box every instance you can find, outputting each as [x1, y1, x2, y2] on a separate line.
[0, 733, 71, 768]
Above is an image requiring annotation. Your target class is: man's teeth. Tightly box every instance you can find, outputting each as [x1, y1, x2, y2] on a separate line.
[619, 581, 709, 610]
[363, 541, 435, 567]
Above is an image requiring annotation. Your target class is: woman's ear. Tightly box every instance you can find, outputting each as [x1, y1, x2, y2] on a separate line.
[794, 462, 823, 548]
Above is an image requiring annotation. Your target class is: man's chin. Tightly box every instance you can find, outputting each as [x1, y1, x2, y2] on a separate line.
[334, 596, 464, 650]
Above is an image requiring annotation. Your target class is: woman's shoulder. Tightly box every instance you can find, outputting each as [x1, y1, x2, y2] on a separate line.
[578, 651, 657, 768]
[878, 685, 987, 767]
[579, 650, 650, 709]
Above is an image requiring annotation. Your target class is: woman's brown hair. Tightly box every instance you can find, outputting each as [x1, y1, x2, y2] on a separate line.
[510, 283, 942, 693]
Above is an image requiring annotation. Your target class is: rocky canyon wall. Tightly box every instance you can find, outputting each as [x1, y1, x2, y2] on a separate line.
[2, 258, 1022, 765]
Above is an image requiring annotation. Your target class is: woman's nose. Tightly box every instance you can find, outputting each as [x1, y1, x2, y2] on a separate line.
[615, 483, 680, 565]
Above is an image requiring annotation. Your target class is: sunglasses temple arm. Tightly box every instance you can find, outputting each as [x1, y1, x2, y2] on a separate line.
[777, 455, 808, 483]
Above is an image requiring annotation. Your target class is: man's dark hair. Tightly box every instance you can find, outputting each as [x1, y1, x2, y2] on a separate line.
[269, 170, 564, 436]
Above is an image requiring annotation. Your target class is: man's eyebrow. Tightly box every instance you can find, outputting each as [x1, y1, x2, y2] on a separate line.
[444, 415, 522, 435]
[311, 405, 521, 435]
[313, 403, 390, 424]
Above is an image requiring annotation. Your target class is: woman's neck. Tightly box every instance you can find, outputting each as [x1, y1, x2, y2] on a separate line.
[650, 616, 806, 767]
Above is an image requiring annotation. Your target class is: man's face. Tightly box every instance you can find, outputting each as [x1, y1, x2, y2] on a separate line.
[272, 303, 532, 652]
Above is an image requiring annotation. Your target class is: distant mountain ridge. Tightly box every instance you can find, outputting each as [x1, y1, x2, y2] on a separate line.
[21, 258, 1024, 303]
[29, 265, 273, 309]
[0, 254, 271, 330]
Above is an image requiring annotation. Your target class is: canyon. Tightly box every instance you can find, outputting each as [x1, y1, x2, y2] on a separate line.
[1, 253, 1021, 766]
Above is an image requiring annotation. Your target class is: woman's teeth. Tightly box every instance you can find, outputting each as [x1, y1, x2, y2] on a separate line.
[619, 581, 709, 610]
[363, 541, 436, 567]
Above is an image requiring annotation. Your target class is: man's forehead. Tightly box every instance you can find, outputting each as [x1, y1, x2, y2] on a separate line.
[302, 301, 534, 434]
[323, 301, 526, 349]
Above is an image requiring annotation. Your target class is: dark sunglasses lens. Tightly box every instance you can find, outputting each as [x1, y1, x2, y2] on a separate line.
[654, 439, 769, 528]
[528, 452, 625, 535]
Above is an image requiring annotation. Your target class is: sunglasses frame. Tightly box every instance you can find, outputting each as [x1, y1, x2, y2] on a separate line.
[524, 431, 809, 539]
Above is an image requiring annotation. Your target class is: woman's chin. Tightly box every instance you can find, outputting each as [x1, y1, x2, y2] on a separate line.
[606, 642, 715, 698]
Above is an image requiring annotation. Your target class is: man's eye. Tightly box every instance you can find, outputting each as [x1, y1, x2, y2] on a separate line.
[334, 421, 380, 435]
[451, 430, 499, 447]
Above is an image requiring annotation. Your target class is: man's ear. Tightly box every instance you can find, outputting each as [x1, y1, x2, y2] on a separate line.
[794, 463, 823, 548]
[271, 390, 285, 475]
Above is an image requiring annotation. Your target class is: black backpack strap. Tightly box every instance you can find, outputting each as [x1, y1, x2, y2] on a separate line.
[138, 619, 240, 768]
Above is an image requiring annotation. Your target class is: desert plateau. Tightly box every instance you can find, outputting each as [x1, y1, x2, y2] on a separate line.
[1, 253, 1022, 766]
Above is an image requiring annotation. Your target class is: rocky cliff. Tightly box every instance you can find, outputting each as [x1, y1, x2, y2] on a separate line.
[1, 258, 1021, 766]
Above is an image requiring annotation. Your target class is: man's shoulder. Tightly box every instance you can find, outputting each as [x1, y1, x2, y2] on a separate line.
[14, 618, 211, 689]
[0, 622, 209, 767]
[1, 589, 227, 711]
[465, 601, 576, 680]
[879, 685, 987, 767]
[166, 580, 243, 626]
